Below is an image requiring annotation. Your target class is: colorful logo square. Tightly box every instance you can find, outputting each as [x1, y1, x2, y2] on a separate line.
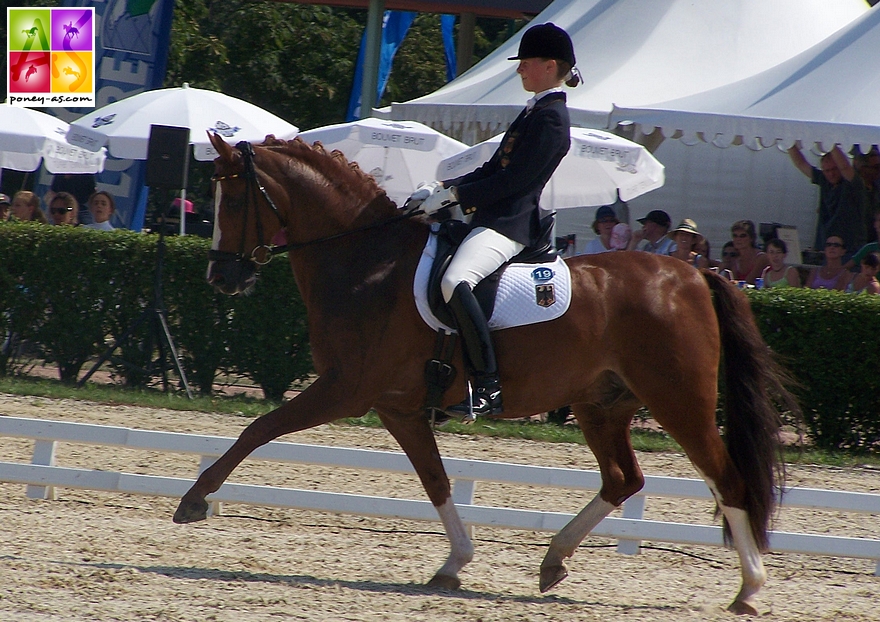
[7, 7, 96, 107]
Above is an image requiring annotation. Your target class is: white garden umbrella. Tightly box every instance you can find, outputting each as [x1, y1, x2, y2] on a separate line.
[0, 105, 106, 174]
[65, 83, 299, 161]
[298, 117, 467, 207]
[436, 127, 665, 209]
[65, 83, 298, 235]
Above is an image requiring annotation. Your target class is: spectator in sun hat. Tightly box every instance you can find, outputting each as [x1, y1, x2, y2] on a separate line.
[668, 219, 709, 268]
[582, 203, 622, 254]
[0, 193, 11, 221]
[628, 209, 675, 255]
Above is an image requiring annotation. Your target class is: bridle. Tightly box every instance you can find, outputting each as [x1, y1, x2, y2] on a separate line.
[207, 140, 423, 266]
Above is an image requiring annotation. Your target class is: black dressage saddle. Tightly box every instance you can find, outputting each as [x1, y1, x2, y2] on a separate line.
[426, 213, 559, 329]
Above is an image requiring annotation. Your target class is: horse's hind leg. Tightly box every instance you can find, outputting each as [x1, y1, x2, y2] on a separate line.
[540, 393, 643, 593]
[174, 374, 371, 523]
[651, 390, 767, 614]
[377, 409, 474, 590]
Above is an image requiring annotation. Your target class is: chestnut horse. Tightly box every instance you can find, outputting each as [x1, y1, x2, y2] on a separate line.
[174, 133, 798, 615]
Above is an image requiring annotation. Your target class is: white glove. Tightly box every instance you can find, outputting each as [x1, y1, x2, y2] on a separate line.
[404, 181, 443, 210]
[421, 184, 458, 215]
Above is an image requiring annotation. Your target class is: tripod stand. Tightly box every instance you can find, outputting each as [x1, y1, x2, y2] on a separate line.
[78, 195, 193, 398]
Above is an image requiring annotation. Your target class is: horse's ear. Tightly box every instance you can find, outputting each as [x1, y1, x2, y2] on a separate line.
[208, 131, 234, 162]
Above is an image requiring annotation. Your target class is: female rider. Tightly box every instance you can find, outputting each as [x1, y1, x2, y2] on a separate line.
[407, 23, 579, 419]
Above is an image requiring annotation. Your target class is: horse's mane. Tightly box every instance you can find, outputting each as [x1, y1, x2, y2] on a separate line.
[259, 135, 394, 207]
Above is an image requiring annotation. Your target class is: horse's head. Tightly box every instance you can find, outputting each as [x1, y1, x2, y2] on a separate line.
[206, 132, 290, 295]
[206, 131, 401, 295]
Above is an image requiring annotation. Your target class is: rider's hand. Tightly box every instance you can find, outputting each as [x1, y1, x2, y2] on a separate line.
[421, 184, 458, 215]
[406, 181, 459, 215]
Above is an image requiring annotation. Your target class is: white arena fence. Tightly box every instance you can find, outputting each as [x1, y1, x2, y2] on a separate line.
[0, 415, 878, 575]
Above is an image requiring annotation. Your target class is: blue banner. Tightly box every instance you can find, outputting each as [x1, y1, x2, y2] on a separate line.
[441, 15, 457, 83]
[346, 11, 416, 122]
[36, 0, 176, 230]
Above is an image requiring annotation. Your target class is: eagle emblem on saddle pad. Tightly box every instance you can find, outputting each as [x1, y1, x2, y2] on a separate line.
[413, 231, 572, 333]
[535, 284, 556, 307]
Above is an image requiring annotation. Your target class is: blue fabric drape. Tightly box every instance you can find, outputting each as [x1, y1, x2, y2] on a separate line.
[346, 11, 416, 121]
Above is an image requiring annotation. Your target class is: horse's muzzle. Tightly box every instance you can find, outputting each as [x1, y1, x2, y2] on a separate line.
[207, 259, 257, 295]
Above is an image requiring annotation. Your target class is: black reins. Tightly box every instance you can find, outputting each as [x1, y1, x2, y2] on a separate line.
[208, 140, 424, 265]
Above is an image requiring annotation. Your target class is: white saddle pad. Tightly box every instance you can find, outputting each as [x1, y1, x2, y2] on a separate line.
[414, 230, 572, 333]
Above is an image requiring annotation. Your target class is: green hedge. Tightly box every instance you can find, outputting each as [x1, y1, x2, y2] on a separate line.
[1, 223, 878, 450]
[0, 222, 311, 399]
[747, 288, 880, 452]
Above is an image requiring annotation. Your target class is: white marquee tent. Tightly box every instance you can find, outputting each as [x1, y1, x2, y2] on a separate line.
[610, 4, 880, 153]
[390, 0, 867, 143]
[388, 0, 869, 254]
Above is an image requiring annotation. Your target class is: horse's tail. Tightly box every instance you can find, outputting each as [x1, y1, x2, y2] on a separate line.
[702, 270, 800, 550]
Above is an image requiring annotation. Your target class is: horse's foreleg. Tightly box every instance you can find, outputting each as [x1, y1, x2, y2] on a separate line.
[174, 374, 370, 524]
[540, 494, 617, 592]
[540, 401, 643, 593]
[377, 410, 474, 590]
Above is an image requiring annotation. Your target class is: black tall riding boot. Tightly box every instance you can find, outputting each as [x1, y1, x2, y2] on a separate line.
[445, 282, 503, 418]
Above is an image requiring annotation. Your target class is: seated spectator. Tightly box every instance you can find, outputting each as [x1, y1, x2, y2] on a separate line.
[581, 204, 620, 255]
[9, 191, 48, 224]
[844, 211, 880, 271]
[0, 194, 10, 221]
[854, 147, 880, 242]
[609, 222, 631, 250]
[806, 235, 853, 291]
[48, 192, 79, 226]
[694, 237, 720, 268]
[668, 219, 709, 268]
[760, 239, 800, 288]
[846, 251, 880, 295]
[730, 219, 769, 284]
[627, 209, 674, 254]
[83, 191, 116, 231]
[50, 173, 96, 225]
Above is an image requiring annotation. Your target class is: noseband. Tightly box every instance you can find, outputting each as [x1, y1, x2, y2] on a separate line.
[208, 140, 424, 266]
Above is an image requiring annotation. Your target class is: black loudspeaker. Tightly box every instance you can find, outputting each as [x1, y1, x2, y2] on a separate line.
[145, 125, 190, 189]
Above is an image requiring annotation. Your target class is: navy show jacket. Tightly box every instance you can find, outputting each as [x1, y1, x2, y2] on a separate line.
[444, 92, 570, 247]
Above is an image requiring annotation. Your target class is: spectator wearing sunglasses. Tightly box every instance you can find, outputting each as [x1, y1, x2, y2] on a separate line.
[806, 236, 852, 291]
[730, 220, 768, 285]
[48, 192, 79, 226]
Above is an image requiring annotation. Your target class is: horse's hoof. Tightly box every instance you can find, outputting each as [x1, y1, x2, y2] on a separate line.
[539, 563, 568, 593]
[426, 573, 461, 590]
[173, 496, 209, 524]
[727, 599, 759, 616]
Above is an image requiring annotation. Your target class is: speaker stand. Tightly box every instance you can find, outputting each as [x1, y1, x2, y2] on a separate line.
[78, 192, 193, 398]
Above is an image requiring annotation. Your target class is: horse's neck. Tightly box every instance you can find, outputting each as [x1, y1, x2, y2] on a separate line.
[288, 215, 427, 318]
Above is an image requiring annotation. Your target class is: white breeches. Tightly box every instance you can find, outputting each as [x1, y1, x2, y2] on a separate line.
[441, 226, 524, 303]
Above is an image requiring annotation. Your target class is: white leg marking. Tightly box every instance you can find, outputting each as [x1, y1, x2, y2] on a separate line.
[435, 498, 474, 579]
[701, 471, 766, 611]
[546, 495, 617, 565]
